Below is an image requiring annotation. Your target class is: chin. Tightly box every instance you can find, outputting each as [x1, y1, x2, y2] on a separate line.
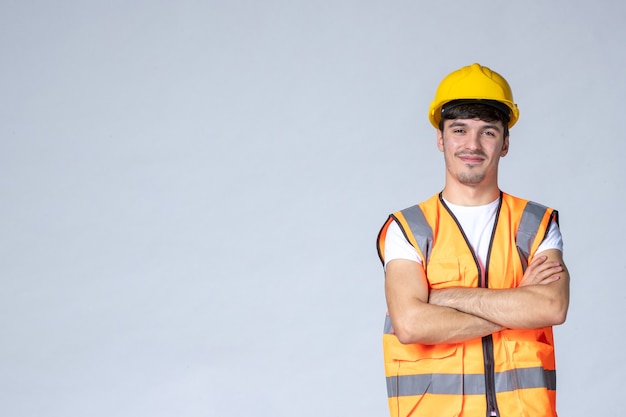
[457, 174, 485, 185]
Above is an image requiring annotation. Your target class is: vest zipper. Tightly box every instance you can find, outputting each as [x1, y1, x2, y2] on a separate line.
[439, 193, 502, 417]
[482, 334, 499, 417]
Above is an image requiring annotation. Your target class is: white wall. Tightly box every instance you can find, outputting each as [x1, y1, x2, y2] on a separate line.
[1, 1, 623, 416]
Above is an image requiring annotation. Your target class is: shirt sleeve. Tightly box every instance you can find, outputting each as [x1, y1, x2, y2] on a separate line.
[536, 217, 564, 254]
[383, 220, 423, 267]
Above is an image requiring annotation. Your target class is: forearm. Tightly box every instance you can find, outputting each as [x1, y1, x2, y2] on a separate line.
[429, 284, 568, 329]
[384, 258, 504, 346]
[391, 302, 503, 345]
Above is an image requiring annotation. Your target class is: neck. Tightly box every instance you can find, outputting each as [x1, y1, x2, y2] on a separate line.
[441, 181, 501, 206]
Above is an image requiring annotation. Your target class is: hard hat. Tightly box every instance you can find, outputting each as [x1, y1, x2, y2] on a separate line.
[428, 63, 519, 129]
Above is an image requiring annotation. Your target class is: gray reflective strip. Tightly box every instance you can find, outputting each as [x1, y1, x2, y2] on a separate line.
[387, 373, 478, 397]
[383, 315, 393, 334]
[387, 367, 555, 397]
[495, 367, 556, 392]
[516, 201, 549, 272]
[398, 205, 433, 265]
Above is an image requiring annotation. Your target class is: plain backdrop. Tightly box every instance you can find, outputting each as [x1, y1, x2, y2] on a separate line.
[1, 1, 624, 416]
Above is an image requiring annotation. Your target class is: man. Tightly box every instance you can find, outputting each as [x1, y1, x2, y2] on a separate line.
[376, 63, 569, 417]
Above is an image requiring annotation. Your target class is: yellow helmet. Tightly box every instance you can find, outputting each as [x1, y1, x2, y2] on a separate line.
[428, 63, 519, 129]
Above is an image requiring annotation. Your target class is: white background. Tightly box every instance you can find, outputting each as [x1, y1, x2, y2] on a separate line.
[1, 1, 624, 416]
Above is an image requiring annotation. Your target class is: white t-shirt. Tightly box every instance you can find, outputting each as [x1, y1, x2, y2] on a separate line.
[383, 198, 563, 271]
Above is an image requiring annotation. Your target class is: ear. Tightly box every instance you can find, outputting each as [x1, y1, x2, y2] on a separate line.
[500, 135, 510, 157]
[436, 129, 444, 152]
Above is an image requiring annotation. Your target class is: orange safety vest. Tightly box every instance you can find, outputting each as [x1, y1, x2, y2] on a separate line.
[376, 192, 560, 417]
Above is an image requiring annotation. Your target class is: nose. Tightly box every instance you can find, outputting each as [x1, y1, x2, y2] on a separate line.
[464, 130, 481, 150]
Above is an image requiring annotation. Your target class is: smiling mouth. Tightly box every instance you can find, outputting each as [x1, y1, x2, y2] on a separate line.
[458, 155, 485, 164]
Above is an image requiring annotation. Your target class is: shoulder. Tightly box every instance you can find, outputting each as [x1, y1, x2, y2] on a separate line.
[501, 192, 555, 209]
[393, 193, 440, 218]
[502, 193, 559, 223]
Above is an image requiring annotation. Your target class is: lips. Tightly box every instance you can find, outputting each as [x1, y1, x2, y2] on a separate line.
[458, 154, 485, 163]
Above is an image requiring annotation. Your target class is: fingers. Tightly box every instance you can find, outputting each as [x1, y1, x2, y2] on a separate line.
[537, 274, 561, 285]
[534, 263, 562, 284]
[520, 256, 563, 286]
[528, 255, 548, 267]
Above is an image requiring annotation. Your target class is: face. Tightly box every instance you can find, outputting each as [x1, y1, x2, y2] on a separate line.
[437, 118, 509, 187]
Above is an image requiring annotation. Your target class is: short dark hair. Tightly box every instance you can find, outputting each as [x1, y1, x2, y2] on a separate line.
[439, 100, 510, 137]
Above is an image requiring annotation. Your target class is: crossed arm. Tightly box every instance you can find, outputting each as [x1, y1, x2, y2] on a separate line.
[384, 249, 570, 345]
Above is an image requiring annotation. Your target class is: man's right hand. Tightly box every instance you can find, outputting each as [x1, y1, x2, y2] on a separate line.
[519, 255, 563, 287]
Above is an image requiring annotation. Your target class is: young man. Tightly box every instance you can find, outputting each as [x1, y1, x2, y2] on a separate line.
[376, 63, 569, 417]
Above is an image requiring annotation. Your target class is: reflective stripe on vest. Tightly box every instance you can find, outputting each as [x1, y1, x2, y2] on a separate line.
[391, 204, 433, 265]
[386, 367, 556, 397]
[516, 200, 556, 272]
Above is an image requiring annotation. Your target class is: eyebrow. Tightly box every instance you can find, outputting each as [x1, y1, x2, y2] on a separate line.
[448, 121, 502, 132]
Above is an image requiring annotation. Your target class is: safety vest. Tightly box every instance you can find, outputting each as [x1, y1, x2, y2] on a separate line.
[376, 192, 559, 417]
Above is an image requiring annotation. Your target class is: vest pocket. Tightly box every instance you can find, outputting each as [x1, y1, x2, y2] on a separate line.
[499, 331, 557, 415]
[426, 258, 464, 288]
[385, 340, 463, 415]
[385, 337, 459, 362]
[501, 329, 555, 367]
